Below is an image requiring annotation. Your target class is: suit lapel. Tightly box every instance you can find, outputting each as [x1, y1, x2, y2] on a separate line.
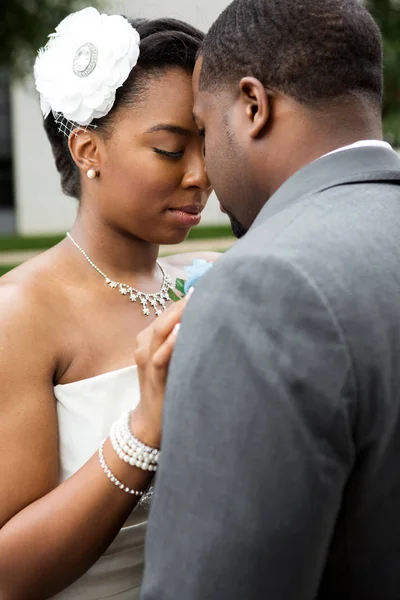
[252, 146, 400, 229]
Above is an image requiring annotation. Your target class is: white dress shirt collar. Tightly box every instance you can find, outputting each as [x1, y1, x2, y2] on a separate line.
[321, 140, 393, 159]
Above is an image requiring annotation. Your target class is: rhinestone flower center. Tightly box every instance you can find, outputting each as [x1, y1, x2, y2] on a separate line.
[73, 43, 98, 78]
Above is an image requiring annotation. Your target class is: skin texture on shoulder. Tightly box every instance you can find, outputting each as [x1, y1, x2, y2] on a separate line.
[0, 245, 83, 381]
[0, 270, 61, 528]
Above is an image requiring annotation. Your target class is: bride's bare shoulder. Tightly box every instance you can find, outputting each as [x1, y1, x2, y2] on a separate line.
[0, 246, 69, 321]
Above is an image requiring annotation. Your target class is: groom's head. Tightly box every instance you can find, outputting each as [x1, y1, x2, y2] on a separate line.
[193, 0, 383, 237]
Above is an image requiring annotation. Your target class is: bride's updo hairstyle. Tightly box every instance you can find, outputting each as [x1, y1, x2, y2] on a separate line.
[43, 17, 204, 199]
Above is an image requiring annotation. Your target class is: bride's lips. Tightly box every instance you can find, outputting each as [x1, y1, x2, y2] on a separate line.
[167, 205, 203, 227]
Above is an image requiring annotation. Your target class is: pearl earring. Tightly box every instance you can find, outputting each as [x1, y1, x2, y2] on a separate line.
[87, 169, 97, 180]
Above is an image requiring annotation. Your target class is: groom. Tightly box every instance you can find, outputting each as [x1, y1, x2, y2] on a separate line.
[141, 1, 400, 598]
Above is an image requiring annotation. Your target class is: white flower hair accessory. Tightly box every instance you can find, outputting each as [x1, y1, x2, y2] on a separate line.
[34, 7, 140, 130]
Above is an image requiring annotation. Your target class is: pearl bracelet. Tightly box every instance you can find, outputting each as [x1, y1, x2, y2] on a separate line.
[109, 411, 160, 472]
[98, 440, 144, 496]
[121, 410, 160, 457]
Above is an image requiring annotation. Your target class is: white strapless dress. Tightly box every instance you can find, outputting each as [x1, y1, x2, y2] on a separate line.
[52, 365, 146, 599]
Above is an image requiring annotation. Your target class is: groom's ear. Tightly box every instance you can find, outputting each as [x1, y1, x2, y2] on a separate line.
[239, 77, 271, 139]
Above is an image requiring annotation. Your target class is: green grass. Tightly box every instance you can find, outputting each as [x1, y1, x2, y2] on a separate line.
[0, 265, 19, 277]
[0, 235, 64, 252]
[0, 225, 233, 252]
[188, 225, 232, 240]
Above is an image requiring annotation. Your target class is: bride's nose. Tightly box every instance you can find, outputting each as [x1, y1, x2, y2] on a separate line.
[182, 154, 211, 191]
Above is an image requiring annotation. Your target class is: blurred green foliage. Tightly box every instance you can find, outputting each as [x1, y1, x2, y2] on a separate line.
[366, 0, 400, 145]
[0, 0, 102, 78]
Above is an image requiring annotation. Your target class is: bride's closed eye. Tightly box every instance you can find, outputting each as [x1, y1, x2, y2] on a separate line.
[153, 148, 184, 159]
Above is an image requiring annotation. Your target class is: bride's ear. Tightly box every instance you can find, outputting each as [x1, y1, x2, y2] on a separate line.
[239, 77, 271, 139]
[68, 129, 101, 175]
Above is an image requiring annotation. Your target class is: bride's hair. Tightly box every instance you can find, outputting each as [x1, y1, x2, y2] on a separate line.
[44, 18, 204, 199]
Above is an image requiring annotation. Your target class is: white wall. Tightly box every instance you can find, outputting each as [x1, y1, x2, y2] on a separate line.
[11, 0, 231, 235]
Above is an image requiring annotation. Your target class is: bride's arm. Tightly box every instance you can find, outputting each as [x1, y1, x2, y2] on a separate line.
[0, 284, 184, 600]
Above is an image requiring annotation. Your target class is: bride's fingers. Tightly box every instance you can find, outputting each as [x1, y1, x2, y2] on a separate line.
[134, 299, 186, 362]
[149, 300, 187, 355]
[151, 324, 181, 372]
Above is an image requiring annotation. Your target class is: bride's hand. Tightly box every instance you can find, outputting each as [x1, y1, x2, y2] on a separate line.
[131, 299, 188, 448]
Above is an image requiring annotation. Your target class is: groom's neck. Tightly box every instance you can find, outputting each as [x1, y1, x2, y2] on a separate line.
[251, 95, 383, 204]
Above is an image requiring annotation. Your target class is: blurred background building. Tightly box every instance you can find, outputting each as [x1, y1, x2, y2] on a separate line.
[0, 0, 399, 236]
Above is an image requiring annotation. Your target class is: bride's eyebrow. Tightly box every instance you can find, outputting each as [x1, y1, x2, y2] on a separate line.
[145, 124, 193, 136]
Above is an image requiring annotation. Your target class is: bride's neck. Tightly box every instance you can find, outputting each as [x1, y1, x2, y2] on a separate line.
[68, 215, 160, 280]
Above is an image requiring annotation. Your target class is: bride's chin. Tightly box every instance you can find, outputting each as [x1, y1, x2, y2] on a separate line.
[156, 228, 191, 246]
[141, 226, 191, 246]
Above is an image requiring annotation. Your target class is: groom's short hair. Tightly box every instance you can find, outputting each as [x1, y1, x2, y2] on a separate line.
[199, 0, 383, 108]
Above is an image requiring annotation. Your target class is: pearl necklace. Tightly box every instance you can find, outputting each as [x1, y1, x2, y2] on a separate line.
[66, 232, 173, 317]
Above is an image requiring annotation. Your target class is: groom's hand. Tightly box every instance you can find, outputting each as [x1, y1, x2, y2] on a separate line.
[131, 298, 188, 448]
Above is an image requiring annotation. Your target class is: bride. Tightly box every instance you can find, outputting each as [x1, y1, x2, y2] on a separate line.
[0, 8, 215, 599]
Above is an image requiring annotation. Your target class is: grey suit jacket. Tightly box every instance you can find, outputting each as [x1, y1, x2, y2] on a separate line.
[140, 147, 400, 600]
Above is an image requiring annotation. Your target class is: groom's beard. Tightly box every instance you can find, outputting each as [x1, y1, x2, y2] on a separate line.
[226, 210, 248, 239]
